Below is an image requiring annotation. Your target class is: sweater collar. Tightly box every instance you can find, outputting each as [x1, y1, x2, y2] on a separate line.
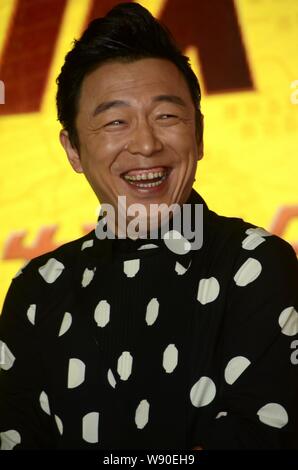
[91, 189, 209, 259]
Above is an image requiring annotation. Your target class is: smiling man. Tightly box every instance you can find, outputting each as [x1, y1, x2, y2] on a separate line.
[0, 3, 297, 451]
[60, 58, 202, 215]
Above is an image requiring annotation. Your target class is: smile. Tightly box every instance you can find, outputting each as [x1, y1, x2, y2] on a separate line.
[121, 167, 170, 189]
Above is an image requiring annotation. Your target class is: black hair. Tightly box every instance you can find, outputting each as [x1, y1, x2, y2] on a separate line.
[56, 2, 202, 149]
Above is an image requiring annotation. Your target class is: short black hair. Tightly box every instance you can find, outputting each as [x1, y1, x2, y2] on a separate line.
[56, 2, 202, 149]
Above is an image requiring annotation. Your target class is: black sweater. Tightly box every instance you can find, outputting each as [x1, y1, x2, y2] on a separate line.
[0, 190, 297, 449]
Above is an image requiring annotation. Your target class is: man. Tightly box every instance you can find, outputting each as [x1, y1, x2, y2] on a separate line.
[0, 3, 297, 450]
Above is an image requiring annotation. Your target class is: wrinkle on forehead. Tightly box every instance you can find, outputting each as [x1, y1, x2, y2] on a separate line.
[78, 58, 193, 115]
[98, 76, 175, 97]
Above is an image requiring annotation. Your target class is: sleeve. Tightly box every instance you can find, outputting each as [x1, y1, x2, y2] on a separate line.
[194, 234, 298, 449]
[0, 270, 56, 450]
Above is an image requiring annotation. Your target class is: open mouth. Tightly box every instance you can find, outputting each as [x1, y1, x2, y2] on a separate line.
[121, 167, 170, 189]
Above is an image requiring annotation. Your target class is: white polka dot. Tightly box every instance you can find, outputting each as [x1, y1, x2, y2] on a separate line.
[145, 298, 159, 326]
[67, 358, 86, 389]
[58, 312, 72, 337]
[55, 415, 63, 435]
[215, 411, 227, 419]
[245, 227, 272, 237]
[117, 351, 133, 381]
[0, 430, 21, 450]
[242, 233, 265, 250]
[234, 258, 262, 286]
[38, 258, 65, 283]
[135, 399, 150, 429]
[197, 277, 220, 305]
[0, 340, 15, 371]
[39, 391, 51, 415]
[224, 356, 251, 385]
[27, 304, 36, 325]
[175, 260, 192, 275]
[107, 369, 116, 388]
[278, 306, 298, 336]
[94, 300, 110, 328]
[82, 268, 96, 287]
[124, 259, 140, 278]
[175, 261, 187, 275]
[82, 412, 99, 443]
[81, 239, 94, 250]
[138, 244, 158, 250]
[163, 230, 191, 255]
[190, 376, 216, 408]
[162, 344, 178, 373]
[257, 403, 288, 429]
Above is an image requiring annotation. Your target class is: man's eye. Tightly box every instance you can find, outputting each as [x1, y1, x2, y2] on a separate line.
[159, 114, 176, 119]
[105, 120, 124, 127]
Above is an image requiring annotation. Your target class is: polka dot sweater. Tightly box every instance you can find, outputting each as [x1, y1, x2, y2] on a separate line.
[0, 190, 297, 449]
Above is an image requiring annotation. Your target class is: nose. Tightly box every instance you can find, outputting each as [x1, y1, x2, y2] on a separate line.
[125, 119, 163, 156]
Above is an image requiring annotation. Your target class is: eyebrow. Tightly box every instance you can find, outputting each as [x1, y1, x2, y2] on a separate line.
[152, 94, 187, 107]
[92, 94, 187, 118]
[92, 100, 129, 117]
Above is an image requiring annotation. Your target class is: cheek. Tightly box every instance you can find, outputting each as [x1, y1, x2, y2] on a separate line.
[82, 136, 124, 171]
[162, 127, 197, 158]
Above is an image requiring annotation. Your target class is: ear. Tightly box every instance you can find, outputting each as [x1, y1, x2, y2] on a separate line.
[197, 136, 204, 161]
[59, 130, 84, 173]
[196, 113, 204, 161]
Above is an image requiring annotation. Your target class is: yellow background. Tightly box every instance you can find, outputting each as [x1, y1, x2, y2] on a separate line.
[0, 0, 297, 310]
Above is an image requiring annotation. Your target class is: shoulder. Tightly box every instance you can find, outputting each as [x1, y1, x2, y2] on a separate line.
[21, 230, 95, 274]
[24, 230, 94, 270]
[207, 208, 297, 267]
[214, 215, 298, 330]
[4, 231, 97, 307]
[201, 209, 298, 307]
[209, 214, 298, 354]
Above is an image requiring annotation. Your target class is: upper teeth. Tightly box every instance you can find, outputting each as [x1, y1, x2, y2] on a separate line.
[124, 171, 166, 181]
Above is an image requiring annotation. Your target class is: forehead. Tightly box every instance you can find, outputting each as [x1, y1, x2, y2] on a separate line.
[78, 58, 193, 108]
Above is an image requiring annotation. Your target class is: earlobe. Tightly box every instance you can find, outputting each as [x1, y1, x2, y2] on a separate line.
[59, 130, 84, 174]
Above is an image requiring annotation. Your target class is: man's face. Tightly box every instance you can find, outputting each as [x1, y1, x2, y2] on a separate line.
[61, 58, 203, 226]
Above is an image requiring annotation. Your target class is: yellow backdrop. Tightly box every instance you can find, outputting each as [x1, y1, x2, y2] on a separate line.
[0, 0, 297, 310]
